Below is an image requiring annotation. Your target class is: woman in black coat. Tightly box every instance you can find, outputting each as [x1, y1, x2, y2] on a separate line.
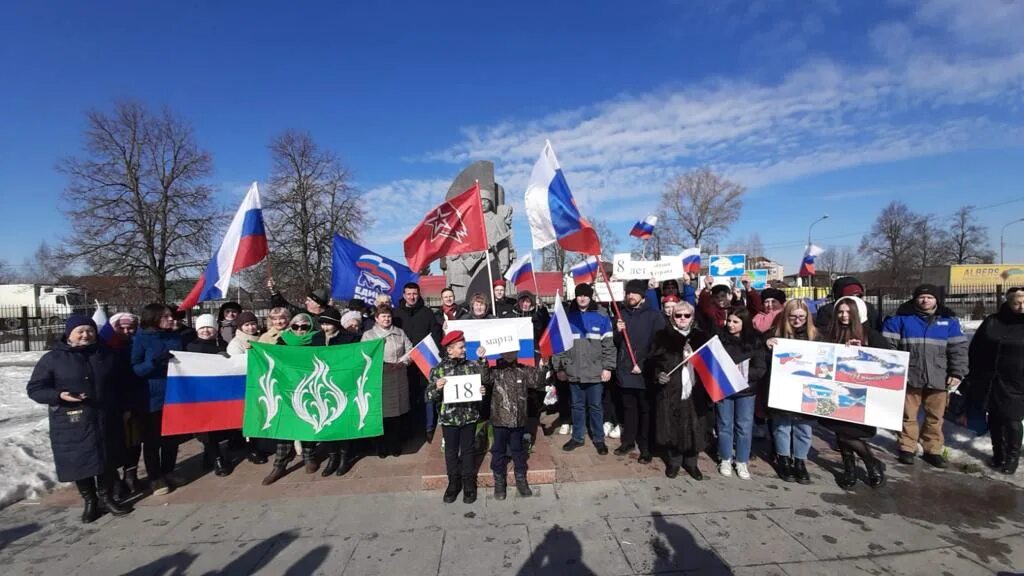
[967, 288, 1024, 475]
[650, 301, 710, 480]
[27, 316, 132, 523]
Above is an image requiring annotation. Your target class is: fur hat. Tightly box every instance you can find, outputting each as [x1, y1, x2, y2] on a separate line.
[913, 284, 941, 299]
[574, 283, 595, 298]
[625, 279, 647, 296]
[761, 288, 786, 304]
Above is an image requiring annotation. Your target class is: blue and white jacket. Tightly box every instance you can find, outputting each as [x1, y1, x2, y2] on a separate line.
[552, 302, 616, 383]
[883, 301, 969, 390]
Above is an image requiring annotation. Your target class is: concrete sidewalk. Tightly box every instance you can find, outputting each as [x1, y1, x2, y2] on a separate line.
[1, 456, 1021, 575]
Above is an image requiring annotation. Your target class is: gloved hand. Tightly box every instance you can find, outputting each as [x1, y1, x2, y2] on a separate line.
[154, 350, 174, 363]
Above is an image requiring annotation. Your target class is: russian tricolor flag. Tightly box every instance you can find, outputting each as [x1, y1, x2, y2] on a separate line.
[681, 247, 702, 275]
[162, 351, 246, 435]
[409, 334, 441, 379]
[91, 301, 113, 343]
[688, 335, 749, 402]
[538, 293, 573, 357]
[504, 253, 535, 292]
[180, 182, 269, 310]
[799, 244, 825, 277]
[524, 140, 602, 256]
[570, 256, 601, 285]
[630, 216, 658, 240]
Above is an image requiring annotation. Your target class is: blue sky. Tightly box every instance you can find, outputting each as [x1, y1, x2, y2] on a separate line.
[2, 0, 1023, 278]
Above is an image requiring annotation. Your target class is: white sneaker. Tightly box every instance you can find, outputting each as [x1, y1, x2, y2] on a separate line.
[557, 424, 571, 435]
[719, 459, 733, 477]
[603, 422, 613, 437]
[609, 425, 622, 439]
[735, 462, 751, 480]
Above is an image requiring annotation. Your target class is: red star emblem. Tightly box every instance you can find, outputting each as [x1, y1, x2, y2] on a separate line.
[423, 202, 469, 243]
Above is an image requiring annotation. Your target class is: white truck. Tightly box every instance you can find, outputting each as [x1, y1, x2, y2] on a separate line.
[0, 284, 88, 329]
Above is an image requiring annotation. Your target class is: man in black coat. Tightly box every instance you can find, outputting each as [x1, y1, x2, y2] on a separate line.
[393, 282, 443, 436]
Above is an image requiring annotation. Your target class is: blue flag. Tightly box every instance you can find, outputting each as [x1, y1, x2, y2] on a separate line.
[331, 234, 419, 306]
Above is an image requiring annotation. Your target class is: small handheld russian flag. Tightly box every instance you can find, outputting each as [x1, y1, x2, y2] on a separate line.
[570, 256, 601, 285]
[409, 334, 441, 379]
[539, 292, 573, 357]
[91, 301, 113, 343]
[681, 247, 702, 275]
[799, 244, 825, 277]
[688, 335, 749, 402]
[504, 253, 535, 292]
[629, 215, 658, 240]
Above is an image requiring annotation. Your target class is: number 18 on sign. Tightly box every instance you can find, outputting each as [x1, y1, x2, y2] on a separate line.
[443, 374, 483, 404]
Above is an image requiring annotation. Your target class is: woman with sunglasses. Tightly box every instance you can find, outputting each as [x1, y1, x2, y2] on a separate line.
[261, 313, 319, 485]
[819, 296, 886, 488]
[765, 300, 817, 484]
[651, 302, 710, 480]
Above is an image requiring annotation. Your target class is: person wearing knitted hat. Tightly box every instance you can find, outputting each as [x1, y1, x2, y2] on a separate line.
[216, 301, 242, 347]
[698, 276, 742, 335]
[814, 276, 882, 332]
[226, 311, 261, 356]
[745, 284, 786, 334]
[426, 330, 489, 504]
[613, 279, 665, 462]
[341, 310, 364, 334]
[553, 283, 616, 455]
[29, 315, 133, 522]
[883, 284, 968, 468]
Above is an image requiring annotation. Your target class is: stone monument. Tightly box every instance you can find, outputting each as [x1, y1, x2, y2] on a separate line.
[440, 160, 515, 302]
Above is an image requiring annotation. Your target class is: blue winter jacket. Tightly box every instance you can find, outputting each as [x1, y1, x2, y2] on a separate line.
[131, 329, 184, 412]
[552, 303, 616, 383]
[882, 301, 969, 391]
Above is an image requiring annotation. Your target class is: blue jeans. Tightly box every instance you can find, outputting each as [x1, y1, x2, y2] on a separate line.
[717, 395, 755, 463]
[772, 412, 813, 459]
[570, 382, 605, 443]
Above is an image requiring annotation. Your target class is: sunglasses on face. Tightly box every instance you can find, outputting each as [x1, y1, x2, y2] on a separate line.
[673, 313, 693, 319]
[788, 315, 807, 320]
[291, 324, 311, 331]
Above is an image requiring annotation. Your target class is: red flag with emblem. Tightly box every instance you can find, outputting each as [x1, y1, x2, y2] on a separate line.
[404, 183, 489, 272]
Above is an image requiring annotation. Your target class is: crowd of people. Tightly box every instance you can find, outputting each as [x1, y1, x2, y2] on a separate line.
[25, 274, 1023, 521]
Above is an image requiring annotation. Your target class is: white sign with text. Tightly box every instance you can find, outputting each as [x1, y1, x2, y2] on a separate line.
[443, 374, 484, 404]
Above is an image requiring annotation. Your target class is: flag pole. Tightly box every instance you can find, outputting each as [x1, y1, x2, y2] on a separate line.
[530, 252, 541, 300]
[664, 335, 716, 377]
[475, 180, 498, 315]
[596, 259, 639, 369]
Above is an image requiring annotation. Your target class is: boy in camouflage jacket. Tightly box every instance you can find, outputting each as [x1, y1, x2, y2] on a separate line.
[484, 351, 545, 500]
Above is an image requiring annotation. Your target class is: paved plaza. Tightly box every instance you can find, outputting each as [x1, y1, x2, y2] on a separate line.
[1, 426, 1021, 576]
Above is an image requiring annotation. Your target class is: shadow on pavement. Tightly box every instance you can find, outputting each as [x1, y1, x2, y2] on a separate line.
[651, 512, 732, 574]
[0, 522, 40, 552]
[517, 525, 596, 575]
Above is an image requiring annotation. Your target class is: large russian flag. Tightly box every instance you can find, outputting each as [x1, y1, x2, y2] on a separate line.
[681, 247, 702, 275]
[446, 318, 536, 366]
[799, 244, 825, 277]
[570, 256, 601, 285]
[408, 334, 441, 379]
[162, 351, 246, 435]
[688, 335, 749, 402]
[524, 140, 602, 255]
[630, 215, 658, 240]
[538, 293, 573, 357]
[504, 253, 535, 292]
[179, 182, 269, 310]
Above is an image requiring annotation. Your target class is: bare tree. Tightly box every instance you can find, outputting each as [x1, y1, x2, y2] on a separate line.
[0, 258, 12, 283]
[912, 215, 948, 279]
[541, 218, 618, 273]
[658, 167, 745, 250]
[942, 205, 995, 264]
[264, 130, 371, 294]
[58, 102, 216, 300]
[20, 242, 72, 284]
[726, 233, 765, 259]
[819, 246, 859, 277]
[859, 201, 921, 287]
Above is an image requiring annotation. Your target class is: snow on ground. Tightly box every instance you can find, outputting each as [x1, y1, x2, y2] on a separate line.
[0, 353, 56, 509]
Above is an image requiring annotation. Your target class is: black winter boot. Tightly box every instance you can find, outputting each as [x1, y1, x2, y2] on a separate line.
[838, 450, 858, 489]
[123, 467, 145, 496]
[1001, 449, 1020, 475]
[515, 474, 533, 497]
[463, 475, 478, 504]
[990, 432, 1006, 469]
[262, 464, 288, 486]
[214, 442, 233, 477]
[336, 452, 356, 476]
[321, 453, 341, 476]
[247, 440, 268, 464]
[76, 480, 100, 524]
[443, 475, 462, 504]
[865, 456, 886, 488]
[494, 474, 507, 500]
[97, 477, 132, 517]
[793, 458, 811, 485]
[776, 456, 796, 482]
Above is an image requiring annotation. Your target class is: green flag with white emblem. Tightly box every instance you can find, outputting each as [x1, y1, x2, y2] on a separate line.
[243, 340, 384, 441]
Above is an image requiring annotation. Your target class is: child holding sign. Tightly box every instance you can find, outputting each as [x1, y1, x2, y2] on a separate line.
[427, 331, 489, 504]
[484, 351, 545, 500]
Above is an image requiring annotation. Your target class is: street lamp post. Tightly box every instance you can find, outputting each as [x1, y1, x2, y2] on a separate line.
[1001, 218, 1024, 264]
[806, 214, 829, 288]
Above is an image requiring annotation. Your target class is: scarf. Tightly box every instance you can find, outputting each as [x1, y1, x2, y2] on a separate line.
[280, 313, 317, 346]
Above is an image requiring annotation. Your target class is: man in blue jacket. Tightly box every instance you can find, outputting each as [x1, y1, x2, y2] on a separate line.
[614, 279, 666, 462]
[883, 284, 969, 468]
[553, 283, 616, 455]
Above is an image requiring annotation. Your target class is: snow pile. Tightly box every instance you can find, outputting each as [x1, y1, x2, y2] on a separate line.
[0, 355, 57, 509]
